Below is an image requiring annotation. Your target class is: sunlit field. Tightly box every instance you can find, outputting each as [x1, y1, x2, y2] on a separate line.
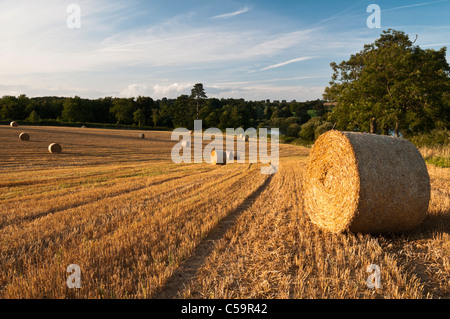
[0, 125, 448, 299]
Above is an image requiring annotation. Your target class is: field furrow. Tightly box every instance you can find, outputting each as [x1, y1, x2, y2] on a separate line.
[0, 126, 448, 299]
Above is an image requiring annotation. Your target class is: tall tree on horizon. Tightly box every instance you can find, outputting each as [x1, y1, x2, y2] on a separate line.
[190, 83, 207, 120]
[324, 29, 450, 136]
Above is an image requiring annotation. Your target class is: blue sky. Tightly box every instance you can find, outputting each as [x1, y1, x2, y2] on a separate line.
[0, 0, 449, 101]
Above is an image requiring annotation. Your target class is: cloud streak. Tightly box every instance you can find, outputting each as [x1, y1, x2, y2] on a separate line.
[260, 56, 315, 71]
[382, 0, 449, 12]
[210, 6, 250, 19]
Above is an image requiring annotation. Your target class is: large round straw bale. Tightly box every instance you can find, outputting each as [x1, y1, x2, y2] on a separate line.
[303, 130, 430, 234]
[211, 150, 227, 165]
[10, 121, 18, 127]
[19, 132, 30, 141]
[226, 151, 234, 161]
[48, 143, 62, 154]
[139, 133, 145, 139]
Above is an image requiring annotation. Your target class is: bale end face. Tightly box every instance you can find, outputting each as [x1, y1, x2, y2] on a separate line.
[139, 133, 145, 139]
[226, 151, 235, 162]
[303, 130, 430, 234]
[19, 132, 30, 141]
[211, 150, 227, 165]
[48, 143, 62, 154]
[10, 121, 18, 127]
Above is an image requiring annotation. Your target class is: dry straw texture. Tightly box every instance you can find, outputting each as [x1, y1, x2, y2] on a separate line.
[19, 133, 30, 141]
[10, 121, 18, 127]
[303, 130, 430, 234]
[211, 150, 227, 165]
[48, 143, 62, 154]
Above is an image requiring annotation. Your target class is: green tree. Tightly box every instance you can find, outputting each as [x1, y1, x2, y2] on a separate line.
[324, 29, 450, 136]
[286, 123, 301, 137]
[190, 83, 207, 120]
[171, 95, 195, 128]
[133, 108, 146, 127]
[27, 110, 41, 122]
[151, 108, 160, 128]
[0, 95, 29, 120]
[110, 98, 134, 125]
[62, 97, 84, 122]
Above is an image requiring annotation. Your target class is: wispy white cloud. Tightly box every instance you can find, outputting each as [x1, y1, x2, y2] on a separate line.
[152, 82, 193, 98]
[210, 6, 250, 19]
[260, 56, 315, 71]
[382, 0, 449, 12]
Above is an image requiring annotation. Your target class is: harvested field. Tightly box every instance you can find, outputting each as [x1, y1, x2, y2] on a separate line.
[0, 125, 448, 299]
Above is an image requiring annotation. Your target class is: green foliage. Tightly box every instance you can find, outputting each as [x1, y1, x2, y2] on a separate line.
[190, 83, 207, 120]
[133, 108, 146, 127]
[325, 29, 450, 137]
[110, 98, 134, 125]
[26, 110, 41, 122]
[286, 123, 301, 137]
[0, 95, 28, 120]
[62, 97, 83, 122]
[410, 129, 449, 147]
[151, 109, 160, 128]
[315, 121, 334, 139]
[298, 117, 334, 141]
[170, 95, 195, 128]
[426, 157, 449, 168]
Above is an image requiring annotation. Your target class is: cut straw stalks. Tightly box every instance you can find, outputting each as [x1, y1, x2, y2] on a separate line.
[303, 130, 430, 234]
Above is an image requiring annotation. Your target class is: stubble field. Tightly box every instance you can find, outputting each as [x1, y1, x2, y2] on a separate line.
[0, 125, 448, 299]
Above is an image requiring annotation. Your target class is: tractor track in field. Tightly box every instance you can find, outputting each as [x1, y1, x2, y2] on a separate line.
[0, 171, 204, 230]
[153, 173, 274, 299]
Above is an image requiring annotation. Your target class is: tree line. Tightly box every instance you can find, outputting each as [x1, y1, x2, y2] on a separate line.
[0, 92, 329, 139]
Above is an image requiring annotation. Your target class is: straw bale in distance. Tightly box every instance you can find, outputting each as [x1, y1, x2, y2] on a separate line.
[211, 150, 227, 165]
[139, 133, 145, 139]
[10, 121, 18, 127]
[48, 143, 62, 154]
[226, 151, 234, 162]
[182, 141, 190, 147]
[303, 130, 430, 234]
[19, 132, 30, 141]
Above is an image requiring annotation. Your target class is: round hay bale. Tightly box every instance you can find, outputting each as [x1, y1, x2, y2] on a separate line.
[19, 132, 30, 141]
[48, 143, 62, 154]
[139, 133, 145, 139]
[81, 125, 86, 128]
[211, 150, 227, 165]
[226, 151, 234, 162]
[241, 135, 249, 142]
[182, 141, 190, 147]
[303, 130, 430, 234]
[234, 151, 242, 161]
[10, 121, 18, 127]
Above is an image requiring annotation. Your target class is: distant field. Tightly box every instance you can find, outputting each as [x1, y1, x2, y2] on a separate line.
[0, 125, 448, 299]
